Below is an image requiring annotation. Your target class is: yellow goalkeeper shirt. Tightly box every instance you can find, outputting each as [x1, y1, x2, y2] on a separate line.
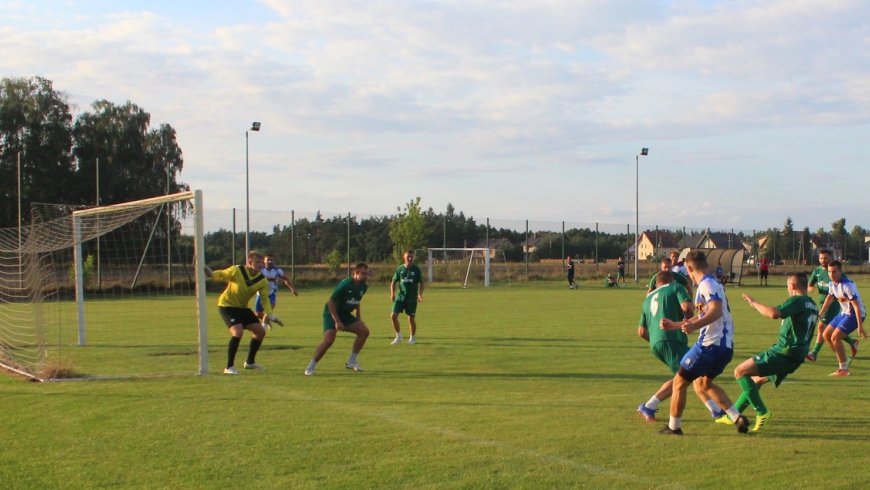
[213, 265, 273, 314]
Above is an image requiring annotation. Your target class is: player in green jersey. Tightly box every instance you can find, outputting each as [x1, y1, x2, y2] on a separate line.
[735, 273, 818, 431]
[637, 271, 725, 423]
[647, 257, 692, 298]
[304, 263, 370, 375]
[806, 250, 858, 361]
[390, 250, 425, 345]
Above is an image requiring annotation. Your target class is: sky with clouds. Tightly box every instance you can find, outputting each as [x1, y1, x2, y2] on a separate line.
[2, 0, 869, 234]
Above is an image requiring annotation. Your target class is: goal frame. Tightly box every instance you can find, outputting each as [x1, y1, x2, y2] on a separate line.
[427, 247, 505, 287]
[72, 190, 210, 375]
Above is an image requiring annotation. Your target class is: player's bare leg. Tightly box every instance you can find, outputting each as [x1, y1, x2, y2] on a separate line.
[390, 312, 403, 344]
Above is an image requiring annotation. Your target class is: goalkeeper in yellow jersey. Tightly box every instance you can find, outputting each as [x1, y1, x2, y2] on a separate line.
[205, 250, 283, 374]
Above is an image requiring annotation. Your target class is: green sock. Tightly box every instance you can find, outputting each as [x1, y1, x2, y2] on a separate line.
[735, 392, 751, 413]
[736, 376, 768, 415]
[844, 335, 856, 346]
[812, 342, 823, 355]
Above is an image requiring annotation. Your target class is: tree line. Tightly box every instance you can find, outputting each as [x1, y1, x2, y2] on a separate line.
[0, 76, 188, 230]
[5, 77, 866, 266]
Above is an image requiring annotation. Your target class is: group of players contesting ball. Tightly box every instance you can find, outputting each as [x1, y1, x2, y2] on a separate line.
[637, 249, 866, 435]
[203, 247, 865, 436]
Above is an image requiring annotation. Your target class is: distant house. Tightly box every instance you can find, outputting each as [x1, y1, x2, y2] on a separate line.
[637, 230, 680, 260]
[808, 234, 843, 261]
[677, 233, 705, 249]
[522, 232, 560, 254]
[474, 238, 514, 258]
[698, 232, 741, 250]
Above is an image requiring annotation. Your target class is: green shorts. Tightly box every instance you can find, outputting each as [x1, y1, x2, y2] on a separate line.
[820, 301, 841, 325]
[652, 340, 690, 374]
[617, 271, 625, 278]
[392, 298, 418, 316]
[754, 349, 804, 387]
[322, 312, 360, 332]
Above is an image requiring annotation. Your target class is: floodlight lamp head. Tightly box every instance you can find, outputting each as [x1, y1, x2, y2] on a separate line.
[641, 148, 649, 156]
[250, 122, 261, 131]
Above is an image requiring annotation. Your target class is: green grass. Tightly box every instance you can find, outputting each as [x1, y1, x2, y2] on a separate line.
[3, 278, 870, 489]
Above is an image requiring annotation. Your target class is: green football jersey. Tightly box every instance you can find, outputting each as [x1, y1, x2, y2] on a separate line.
[324, 277, 368, 316]
[808, 266, 832, 298]
[392, 264, 423, 300]
[771, 294, 818, 360]
[639, 282, 691, 347]
[647, 271, 689, 292]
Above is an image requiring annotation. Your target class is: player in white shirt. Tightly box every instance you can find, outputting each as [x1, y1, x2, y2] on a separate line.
[255, 254, 298, 325]
[669, 250, 688, 277]
[820, 260, 867, 376]
[658, 251, 748, 435]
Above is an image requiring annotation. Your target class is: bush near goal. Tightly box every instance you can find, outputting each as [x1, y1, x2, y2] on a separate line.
[0, 191, 208, 381]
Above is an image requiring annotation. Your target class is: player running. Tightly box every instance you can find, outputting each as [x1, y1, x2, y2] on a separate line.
[735, 273, 818, 431]
[819, 260, 867, 376]
[255, 253, 298, 327]
[805, 250, 858, 362]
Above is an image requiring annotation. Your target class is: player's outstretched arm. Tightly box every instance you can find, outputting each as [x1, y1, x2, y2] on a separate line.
[742, 294, 781, 319]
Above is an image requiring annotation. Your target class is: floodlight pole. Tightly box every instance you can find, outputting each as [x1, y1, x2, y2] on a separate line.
[635, 148, 649, 283]
[245, 122, 261, 257]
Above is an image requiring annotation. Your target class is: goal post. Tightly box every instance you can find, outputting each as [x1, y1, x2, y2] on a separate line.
[0, 190, 209, 381]
[426, 248, 511, 288]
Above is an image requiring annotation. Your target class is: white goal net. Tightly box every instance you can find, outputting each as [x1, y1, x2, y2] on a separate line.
[0, 191, 208, 381]
[426, 248, 512, 287]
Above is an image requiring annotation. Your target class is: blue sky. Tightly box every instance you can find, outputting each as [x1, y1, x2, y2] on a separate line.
[2, 0, 869, 234]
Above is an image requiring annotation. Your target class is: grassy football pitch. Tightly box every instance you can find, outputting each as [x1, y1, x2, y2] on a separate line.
[2, 279, 869, 489]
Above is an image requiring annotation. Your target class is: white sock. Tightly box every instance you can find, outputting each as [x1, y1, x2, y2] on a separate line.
[409, 335, 416, 341]
[395, 333, 403, 339]
[839, 361, 847, 370]
[348, 352, 358, 364]
[646, 396, 661, 410]
[669, 416, 681, 430]
[307, 360, 316, 371]
[725, 406, 741, 421]
[704, 399, 722, 414]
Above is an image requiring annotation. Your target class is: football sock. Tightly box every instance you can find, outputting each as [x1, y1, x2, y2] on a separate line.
[812, 342, 823, 355]
[704, 399, 722, 414]
[839, 361, 848, 370]
[725, 405, 742, 421]
[247, 338, 262, 364]
[409, 335, 416, 342]
[844, 335, 856, 346]
[227, 336, 241, 368]
[646, 396, 661, 410]
[348, 352, 359, 364]
[735, 392, 751, 413]
[736, 376, 767, 415]
[668, 416, 681, 430]
[307, 360, 317, 371]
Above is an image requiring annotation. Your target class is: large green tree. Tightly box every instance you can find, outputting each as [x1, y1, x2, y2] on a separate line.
[72, 100, 187, 206]
[0, 76, 76, 228]
[389, 197, 426, 260]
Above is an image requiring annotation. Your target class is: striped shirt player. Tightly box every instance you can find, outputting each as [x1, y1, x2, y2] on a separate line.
[820, 260, 867, 376]
[254, 254, 298, 323]
[658, 251, 747, 435]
